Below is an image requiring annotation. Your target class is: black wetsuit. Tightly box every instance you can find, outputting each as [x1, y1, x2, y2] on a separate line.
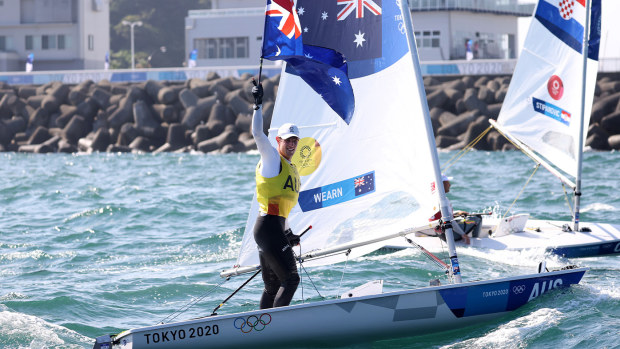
[253, 214, 300, 309]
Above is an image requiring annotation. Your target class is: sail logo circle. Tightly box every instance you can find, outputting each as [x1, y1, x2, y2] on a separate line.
[558, 0, 576, 20]
[234, 313, 272, 333]
[512, 285, 526, 294]
[292, 137, 322, 176]
[547, 75, 564, 100]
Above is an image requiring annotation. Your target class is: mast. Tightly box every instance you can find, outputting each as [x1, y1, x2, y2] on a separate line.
[573, 0, 592, 232]
[401, 0, 462, 283]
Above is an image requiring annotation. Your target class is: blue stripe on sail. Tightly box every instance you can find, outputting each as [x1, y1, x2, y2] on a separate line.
[532, 97, 571, 126]
[535, 0, 584, 53]
[298, 171, 376, 212]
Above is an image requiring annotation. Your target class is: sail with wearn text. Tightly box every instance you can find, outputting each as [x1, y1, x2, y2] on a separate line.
[236, 0, 440, 268]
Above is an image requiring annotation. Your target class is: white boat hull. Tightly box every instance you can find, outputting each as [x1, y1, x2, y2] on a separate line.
[385, 219, 620, 258]
[94, 268, 586, 349]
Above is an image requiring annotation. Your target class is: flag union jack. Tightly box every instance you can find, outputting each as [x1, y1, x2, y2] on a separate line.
[354, 177, 365, 187]
[337, 0, 382, 21]
[266, 0, 302, 39]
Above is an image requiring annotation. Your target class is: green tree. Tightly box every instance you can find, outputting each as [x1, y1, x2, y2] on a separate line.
[110, 0, 212, 68]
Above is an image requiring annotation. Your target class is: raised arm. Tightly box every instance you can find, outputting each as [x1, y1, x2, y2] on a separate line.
[252, 82, 280, 178]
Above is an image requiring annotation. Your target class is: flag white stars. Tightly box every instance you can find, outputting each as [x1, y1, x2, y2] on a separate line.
[354, 31, 366, 47]
[321, 11, 328, 20]
[297, 7, 305, 16]
[333, 76, 342, 85]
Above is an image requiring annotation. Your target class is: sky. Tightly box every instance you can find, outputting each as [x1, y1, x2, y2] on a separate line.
[518, 0, 620, 60]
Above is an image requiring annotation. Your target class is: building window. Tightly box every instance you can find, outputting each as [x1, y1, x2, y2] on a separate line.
[235, 37, 248, 58]
[25, 35, 33, 50]
[42, 34, 57, 49]
[431, 31, 440, 47]
[206, 38, 217, 58]
[195, 37, 249, 59]
[21, 0, 75, 24]
[58, 35, 66, 49]
[88, 35, 94, 50]
[218, 38, 234, 58]
[415, 30, 440, 48]
[0, 36, 5, 51]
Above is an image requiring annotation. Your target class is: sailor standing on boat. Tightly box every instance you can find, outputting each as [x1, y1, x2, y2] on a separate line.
[251, 81, 302, 309]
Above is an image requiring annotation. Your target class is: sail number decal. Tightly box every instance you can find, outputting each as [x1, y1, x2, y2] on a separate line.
[143, 325, 219, 344]
[438, 271, 584, 318]
[298, 171, 375, 212]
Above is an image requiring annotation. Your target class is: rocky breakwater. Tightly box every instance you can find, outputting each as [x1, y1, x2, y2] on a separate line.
[0, 72, 278, 154]
[1, 72, 620, 154]
[424, 72, 620, 151]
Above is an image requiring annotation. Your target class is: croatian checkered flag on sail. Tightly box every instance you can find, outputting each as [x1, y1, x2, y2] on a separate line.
[535, 0, 600, 58]
[262, 0, 355, 124]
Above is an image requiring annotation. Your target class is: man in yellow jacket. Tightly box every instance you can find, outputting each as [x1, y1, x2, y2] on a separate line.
[251, 81, 301, 309]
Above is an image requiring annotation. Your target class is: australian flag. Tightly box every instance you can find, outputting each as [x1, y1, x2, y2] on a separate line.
[354, 172, 374, 196]
[296, 0, 382, 65]
[262, 0, 355, 124]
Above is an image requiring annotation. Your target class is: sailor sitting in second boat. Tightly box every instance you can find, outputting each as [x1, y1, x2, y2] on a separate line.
[429, 174, 482, 244]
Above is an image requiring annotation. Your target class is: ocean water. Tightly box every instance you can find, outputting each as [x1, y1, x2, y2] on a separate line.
[1, 150, 619, 349]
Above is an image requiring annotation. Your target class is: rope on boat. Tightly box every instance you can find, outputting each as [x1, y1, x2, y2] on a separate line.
[336, 249, 352, 298]
[562, 182, 575, 216]
[442, 126, 492, 173]
[295, 247, 325, 302]
[158, 277, 230, 324]
[501, 163, 539, 220]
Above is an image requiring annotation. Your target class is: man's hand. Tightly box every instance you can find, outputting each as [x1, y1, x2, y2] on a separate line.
[251, 78, 263, 110]
[463, 234, 470, 245]
[284, 228, 301, 246]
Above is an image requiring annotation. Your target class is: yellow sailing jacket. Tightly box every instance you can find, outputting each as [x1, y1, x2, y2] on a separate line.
[256, 155, 300, 217]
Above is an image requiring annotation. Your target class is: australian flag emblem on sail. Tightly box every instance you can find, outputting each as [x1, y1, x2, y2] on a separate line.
[354, 173, 375, 196]
[261, 0, 355, 124]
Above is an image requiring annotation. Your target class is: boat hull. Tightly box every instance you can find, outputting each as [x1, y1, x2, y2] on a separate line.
[94, 268, 586, 349]
[386, 220, 620, 258]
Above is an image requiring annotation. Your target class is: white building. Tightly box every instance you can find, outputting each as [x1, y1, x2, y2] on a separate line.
[0, 0, 110, 72]
[185, 0, 535, 67]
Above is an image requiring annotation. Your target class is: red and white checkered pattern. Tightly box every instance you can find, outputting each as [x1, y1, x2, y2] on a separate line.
[558, 0, 576, 20]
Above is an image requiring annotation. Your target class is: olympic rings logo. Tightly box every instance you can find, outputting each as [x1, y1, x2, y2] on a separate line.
[513, 285, 526, 294]
[234, 313, 272, 333]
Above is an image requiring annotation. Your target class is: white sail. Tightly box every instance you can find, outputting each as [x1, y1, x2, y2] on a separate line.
[236, 1, 439, 268]
[496, 0, 601, 178]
